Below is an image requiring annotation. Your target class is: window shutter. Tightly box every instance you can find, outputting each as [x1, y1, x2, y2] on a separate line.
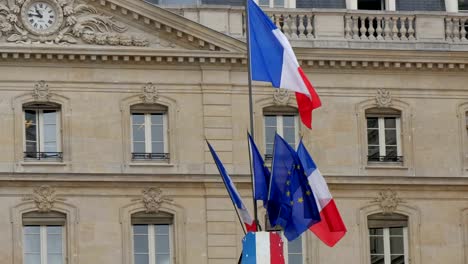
[367, 213, 408, 228]
[131, 103, 167, 113]
[131, 211, 173, 225]
[263, 105, 298, 116]
[22, 211, 66, 226]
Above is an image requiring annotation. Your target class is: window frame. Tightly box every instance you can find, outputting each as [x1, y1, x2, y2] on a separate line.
[23, 225, 66, 264]
[263, 114, 299, 158]
[132, 224, 174, 264]
[459, 0, 468, 11]
[366, 114, 402, 163]
[130, 111, 169, 161]
[368, 226, 408, 264]
[22, 104, 62, 161]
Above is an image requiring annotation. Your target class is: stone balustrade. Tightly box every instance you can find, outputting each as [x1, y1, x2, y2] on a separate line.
[168, 6, 468, 50]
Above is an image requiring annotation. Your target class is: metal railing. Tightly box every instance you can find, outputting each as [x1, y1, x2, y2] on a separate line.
[368, 155, 403, 162]
[24, 152, 63, 161]
[132, 152, 170, 161]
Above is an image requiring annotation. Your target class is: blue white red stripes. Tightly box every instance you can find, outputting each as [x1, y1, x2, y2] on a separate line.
[247, 0, 321, 128]
[242, 232, 285, 264]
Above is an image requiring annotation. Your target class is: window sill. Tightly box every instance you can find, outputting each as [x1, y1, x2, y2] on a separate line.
[365, 163, 408, 170]
[129, 162, 174, 167]
[19, 161, 68, 166]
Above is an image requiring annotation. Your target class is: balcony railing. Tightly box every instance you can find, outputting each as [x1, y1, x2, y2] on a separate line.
[345, 14, 415, 41]
[132, 152, 170, 161]
[445, 16, 468, 41]
[24, 152, 63, 161]
[368, 155, 403, 163]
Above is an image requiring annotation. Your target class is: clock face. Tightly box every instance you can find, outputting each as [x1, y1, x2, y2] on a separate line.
[27, 2, 56, 31]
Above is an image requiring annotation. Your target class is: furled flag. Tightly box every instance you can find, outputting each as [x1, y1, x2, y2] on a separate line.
[247, 0, 321, 129]
[207, 141, 257, 232]
[248, 133, 271, 207]
[242, 231, 285, 264]
[267, 134, 321, 241]
[297, 141, 347, 247]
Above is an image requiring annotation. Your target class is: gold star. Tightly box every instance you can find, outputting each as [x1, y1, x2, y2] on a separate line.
[286, 191, 290, 197]
[306, 191, 311, 196]
[296, 165, 301, 170]
[290, 201, 294, 205]
[298, 197, 304, 203]
[287, 171, 291, 175]
[286, 180, 290, 186]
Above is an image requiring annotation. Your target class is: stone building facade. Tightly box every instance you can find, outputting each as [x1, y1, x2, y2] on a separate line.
[1, 0, 468, 264]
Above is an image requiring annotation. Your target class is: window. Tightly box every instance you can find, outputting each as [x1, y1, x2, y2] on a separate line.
[256, 0, 294, 8]
[131, 104, 169, 161]
[132, 212, 173, 264]
[22, 211, 66, 264]
[263, 106, 299, 159]
[23, 103, 62, 161]
[358, 0, 386, 10]
[366, 108, 402, 163]
[460, 0, 468, 11]
[368, 213, 408, 264]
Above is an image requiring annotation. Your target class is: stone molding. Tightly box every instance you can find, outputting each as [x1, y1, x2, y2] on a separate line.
[23, 185, 65, 213]
[10, 196, 80, 264]
[120, 197, 186, 264]
[273, 88, 291, 106]
[32, 80, 50, 102]
[140, 82, 159, 104]
[132, 187, 173, 213]
[372, 190, 404, 215]
[375, 89, 392, 108]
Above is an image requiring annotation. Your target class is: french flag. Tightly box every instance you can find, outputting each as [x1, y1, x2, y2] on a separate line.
[247, 0, 321, 129]
[207, 141, 257, 232]
[297, 141, 347, 247]
[242, 232, 285, 264]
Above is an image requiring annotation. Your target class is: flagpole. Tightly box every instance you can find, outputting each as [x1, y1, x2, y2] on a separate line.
[244, 0, 260, 232]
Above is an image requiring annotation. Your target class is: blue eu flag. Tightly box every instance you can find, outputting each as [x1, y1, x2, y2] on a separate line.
[267, 134, 321, 241]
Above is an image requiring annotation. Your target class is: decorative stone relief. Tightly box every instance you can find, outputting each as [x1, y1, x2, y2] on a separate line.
[23, 185, 65, 212]
[375, 88, 392, 108]
[32, 80, 50, 101]
[273, 88, 290, 105]
[133, 187, 172, 213]
[0, 0, 149, 46]
[140, 82, 159, 104]
[373, 190, 403, 215]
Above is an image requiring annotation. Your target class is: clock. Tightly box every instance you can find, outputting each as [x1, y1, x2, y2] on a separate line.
[20, 0, 64, 35]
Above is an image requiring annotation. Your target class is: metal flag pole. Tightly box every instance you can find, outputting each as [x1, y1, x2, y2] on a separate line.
[244, 0, 260, 232]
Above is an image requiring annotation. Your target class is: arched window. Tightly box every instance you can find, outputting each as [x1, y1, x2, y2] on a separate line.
[130, 104, 169, 161]
[22, 211, 66, 264]
[368, 213, 408, 264]
[23, 102, 62, 161]
[131, 211, 174, 264]
[263, 105, 299, 160]
[365, 107, 402, 163]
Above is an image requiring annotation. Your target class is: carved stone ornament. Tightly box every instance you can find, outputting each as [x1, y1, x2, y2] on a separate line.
[23, 185, 65, 212]
[0, 0, 149, 46]
[375, 88, 392, 108]
[273, 88, 290, 105]
[133, 187, 173, 214]
[140, 82, 159, 104]
[32, 80, 50, 101]
[373, 190, 403, 215]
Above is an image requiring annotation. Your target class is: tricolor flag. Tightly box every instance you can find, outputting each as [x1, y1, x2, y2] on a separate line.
[242, 232, 285, 264]
[207, 141, 257, 232]
[297, 141, 347, 247]
[247, 0, 321, 129]
[248, 133, 271, 207]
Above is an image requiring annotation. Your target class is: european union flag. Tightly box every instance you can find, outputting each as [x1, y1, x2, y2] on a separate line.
[267, 134, 321, 241]
[248, 133, 271, 207]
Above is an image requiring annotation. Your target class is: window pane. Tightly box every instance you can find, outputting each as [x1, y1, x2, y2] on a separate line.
[265, 116, 277, 127]
[156, 235, 170, 253]
[155, 225, 169, 235]
[25, 125, 37, 142]
[133, 125, 145, 142]
[47, 234, 62, 254]
[368, 146, 380, 158]
[283, 127, 296, 147]
[132, 114, 145, 125]
[134, 254, 149, 264]
[369, 228, 383, 236]
[134, 235, 149, 253]
[24, 234, 40, 253]
[44, 142, 57, 153]
[151, 114, 163, 125]
[390, 227, 403, 236]
[133, 142, 146, 153]
[134, 225, 148, 234]
[391, 255, 405, 264]
[44, 125, 57, 142]
[26, 142, 37, 154]
[390, 237, 404, 255]
[258, 0, 269, 6]
[151, 125, 164, 142]
[48, 254, 63, 264]
[385, 130, 397, 145]
[24, 226, 40, 234]
[367, 118, 378, 128]
[43, 110, 57, 124]
[283, 116, 295, 127]
[156, 254, 170, 264]
[152, 142, 164, 154]
[369, 236, 384, 254]
[371, 255, 385, 264]
[386, 146, 397, 157]
[288, 254, 303, 264]
[367, 129, 379, 145]
[24, 254, 41, 264]
[384, 117, 396, 128]
[288, 237, 302, 254]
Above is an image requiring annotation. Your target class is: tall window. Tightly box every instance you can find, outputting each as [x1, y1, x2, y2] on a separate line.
[131, 104, 169, 161]
[366, 108, 402, 163]
[132, 212, 173, 264]
[460, 0, 468, 11]
[23, 211, 66, 264]
[23, 103, 62, 161]
[263, 106, 299, 159]
[368, 213, 408, 264]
